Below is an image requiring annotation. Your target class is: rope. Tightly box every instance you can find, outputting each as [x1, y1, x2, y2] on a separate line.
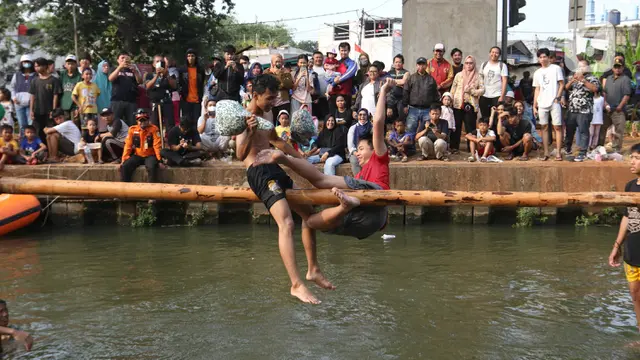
[41, 164, 93, 225]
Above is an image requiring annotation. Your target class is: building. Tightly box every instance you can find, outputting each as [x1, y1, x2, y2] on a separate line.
[242, 45, 310, 66]
[505, 40, 534, 64]
[317, 17, 402, 71]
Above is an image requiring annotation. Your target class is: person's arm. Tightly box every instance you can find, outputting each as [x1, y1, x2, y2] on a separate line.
[403, 76, 411, 107]
[497, 116, 505, 136]
[197, 117, 206, 134]
[44, 125, 58, 135]
[33, 141, 47, 155]
[533, 86, 540, 116]
[499, 66, 509, 101]
[212, 62, 226, 79]
[353, 88, 363, 112]
[617, 95, 631, 112]
[336, 58, 358, 84]
[415, 122, 428, 141]
[435, 123, 448, 140]
[9, 74, 17, 100]
[609, 216, 629, 266]
[145, 73, 158, 90]
[372, 78, 393, 156]
[482, 131, 496, 142]
[236, 115, 258, 161]
[555, 68, 565, 101]
[396, 71, 409, 87]
[347, 125, 356, 154]
[0, 326, 33, 351]
[465, 133, 478, 142]
[109, 119, 122, 138]
[121, 128, 134, 163]
[269, 129, 302, 158]
[440, 65, 454, 89]
[108, 65, 123, 82]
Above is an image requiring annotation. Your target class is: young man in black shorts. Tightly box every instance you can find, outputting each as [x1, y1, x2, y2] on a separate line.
[237, 74, 334, 304]
[253, 78, 394, 240]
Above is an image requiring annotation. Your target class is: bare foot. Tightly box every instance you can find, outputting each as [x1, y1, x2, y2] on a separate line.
[307, 268, 336, 290]
[332, 187, 360, 210]
[0, 163, 4, 171]
[254, 149, 285, 166]
[291, 283, 321, 304]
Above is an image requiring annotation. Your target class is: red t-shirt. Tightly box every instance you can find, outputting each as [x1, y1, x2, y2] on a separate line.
[356, 151, 390, 190]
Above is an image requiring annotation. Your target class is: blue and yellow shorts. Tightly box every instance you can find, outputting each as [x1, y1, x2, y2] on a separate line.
[624, 263, 640, 282]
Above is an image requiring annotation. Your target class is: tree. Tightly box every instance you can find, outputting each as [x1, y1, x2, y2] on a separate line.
[26, 0, 234, 64]
[219, 19, 294, 49]
[0, 0, 28, 74]
[293, 40, 318, 53]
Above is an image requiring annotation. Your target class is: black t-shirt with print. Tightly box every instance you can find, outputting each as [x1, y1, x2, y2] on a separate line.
[624, 179, 640, 266]
[111, 68, 139, 103]
[334, 109, 353, 127]
[167, 126, 201, 155]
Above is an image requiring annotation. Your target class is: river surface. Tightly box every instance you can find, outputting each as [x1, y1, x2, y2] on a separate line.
[1, 225, 640, 359]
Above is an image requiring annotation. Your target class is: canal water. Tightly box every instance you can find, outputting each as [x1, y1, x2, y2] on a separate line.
[1, 225, 640, 359]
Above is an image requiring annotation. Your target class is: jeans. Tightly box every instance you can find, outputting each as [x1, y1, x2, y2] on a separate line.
[307, 154, 344, 175]
[15, 105, 31, 136]
[565, 112, 591, 155]
[406, 106, 430, 134]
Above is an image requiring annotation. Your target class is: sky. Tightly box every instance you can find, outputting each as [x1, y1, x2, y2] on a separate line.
[227, 0, 638, 41]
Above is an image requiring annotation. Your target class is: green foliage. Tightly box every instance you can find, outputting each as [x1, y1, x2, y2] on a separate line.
[131, 204, 157, 227]
[187, 205, 208, 227]
[220, 19, 294, 49]
[0, 0, 28, 74]
[293, 40, 319, 53]
[514, 208, 548, 228]
[617, 29, 640, 72]
[575, 207, 622, 227]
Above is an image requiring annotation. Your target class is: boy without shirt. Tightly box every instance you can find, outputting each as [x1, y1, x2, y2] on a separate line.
[237, 74, 334, 304]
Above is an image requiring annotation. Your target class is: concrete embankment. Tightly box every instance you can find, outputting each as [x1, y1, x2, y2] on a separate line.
[1, 160, 633, 227]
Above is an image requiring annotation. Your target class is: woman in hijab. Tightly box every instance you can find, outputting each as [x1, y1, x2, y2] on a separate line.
[95, 60, 112, 132]
[8, 55, 36, 136]
[450, 55, 485, 153]
[307, 114, 347, 175]
[241, 62, 262, 102]
[346, 109, 372, 174]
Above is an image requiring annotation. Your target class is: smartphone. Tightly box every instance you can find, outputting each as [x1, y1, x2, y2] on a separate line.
[156, 61, 166, 69]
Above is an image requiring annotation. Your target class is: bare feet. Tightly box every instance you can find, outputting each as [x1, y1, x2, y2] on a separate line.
[291, 283, 321, 304]
[306, 268, 336, 290]
[254, 149, 285, 166]
[332, 187, 360, 210]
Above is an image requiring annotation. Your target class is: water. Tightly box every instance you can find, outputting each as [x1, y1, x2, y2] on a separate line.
[1, 225, 640, 359]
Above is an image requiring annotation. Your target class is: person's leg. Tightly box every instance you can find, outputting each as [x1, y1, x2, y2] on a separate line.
[434, 139, 447, 159]
[323, 155, 343, 176]
[576, 113, 590, 156]
[144, 156, 159, 183]
[464, 110, 477, 152]
[522, 133, 534, 157]
[479, 96, 491, 118]
[565, 112, 578, 153]
[121, 155, 144, 182]
[468, 140, 477, 157]
[191, 101, 201, 121]
[612, 112, 626, 151]
[451, 109, 464, 151]
[482, 142, 494, 158]
[629, 280, 640, 333]
[590, 124, 601, 149]
[405, 107, 419, 135]
[160, 149, 185, 166]
[418, 136, 433, 159]
[255, 149, 348, 189]
[111, 101, 124, 125]
[268, 198, 320, 304]
[539, 107, 551, 157]
[103, 138, 123, 162]
[163, 102, 175, 135]
[348, 153, 361, 175]
[16, 105, 29, 137]
[46, 132, 60, 160]
[307, 155, 321, 164]
[0, 154, 8, 170]
[599, 112, 612, 146]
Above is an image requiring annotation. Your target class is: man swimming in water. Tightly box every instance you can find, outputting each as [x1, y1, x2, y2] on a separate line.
[237, 74, 334, 304]
[0, 299, 33, 352]
[253, 78, 394, 239]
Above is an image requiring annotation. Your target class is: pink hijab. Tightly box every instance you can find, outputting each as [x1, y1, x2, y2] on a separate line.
[462, 55, 478, 92]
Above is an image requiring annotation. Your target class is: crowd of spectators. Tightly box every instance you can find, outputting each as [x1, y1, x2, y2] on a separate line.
[0, 42, 638, 175]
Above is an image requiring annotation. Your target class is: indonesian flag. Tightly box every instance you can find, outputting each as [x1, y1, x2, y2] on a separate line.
[355, 43, 363, 53]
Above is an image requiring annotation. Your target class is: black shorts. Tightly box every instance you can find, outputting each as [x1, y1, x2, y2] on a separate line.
[59, 136, 77, 156]
[247, 163, 294, 210]
[325, 177, 388, 240]
[512, 138, 538, 156]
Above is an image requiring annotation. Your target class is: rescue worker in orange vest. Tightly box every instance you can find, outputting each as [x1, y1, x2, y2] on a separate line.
[120, 108, 163, 182]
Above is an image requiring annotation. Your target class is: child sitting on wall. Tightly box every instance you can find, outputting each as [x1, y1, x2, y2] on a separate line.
[79, 118, 103, 164]
[19, 125, 47, 165]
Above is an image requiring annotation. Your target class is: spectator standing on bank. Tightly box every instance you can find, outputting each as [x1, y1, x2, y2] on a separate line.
[353, 51, 371, 89]
[59, 55, 81, 122]
[327, 42, 358, 115]
[479, 46, 508, 118]
[95, 61, 112, 121]
[161, 118, 206, 167]
[96, 108, 128, 162]
[241, 62, 262, 103]
[387, 54, 410, 122]
[291, 54, 314, 113]
[311, 51, 329, 120]
[590, 90, 604, 150]
[403, 57, 438, 134]
[601, 59, 632, 151]
[426, 43, 454, 94]
[533, 48, 565, 161]
[79, 53, 96, 81]
[29, 57, 62, 141]
[108, 51, 142, 126]
[519, 71, 534, 104]
[164, 56, 181, 126]
[8, 55, 36, 136]
[564, 59, 599, 162]
[346, 109, 372, 174]
[72, 68, 101, 130]
[121, 108, 162, 183]
[239, 55, 250, 77]
[601, 53, 634, 87]
[43, 108, 81, 162]
[264, 54, 294, 123]
[145, 55, 177, 134]
[179, 49, 206, 121]
[450, 55, 484, 153]
[450, 48, 463, 78]
[213, 45, 245, 102]
[353, 65, 384, 118]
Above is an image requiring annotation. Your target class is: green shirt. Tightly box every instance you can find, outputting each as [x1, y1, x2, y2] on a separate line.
[60, 70, 81, 111]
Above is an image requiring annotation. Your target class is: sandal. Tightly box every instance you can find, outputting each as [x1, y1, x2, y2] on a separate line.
[506, 153, 514, 161]
[401, 156, 408, 163]
[518, 155, 529, 161]
[538, 155, 549, 161]
[480, 157, 488, 163]
[554, 155, 563, 161]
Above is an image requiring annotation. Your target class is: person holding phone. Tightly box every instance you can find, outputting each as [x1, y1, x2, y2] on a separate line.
[108, 51, 142, 126]
[291, 54, 314, 113]
[145, 55, 177, 134]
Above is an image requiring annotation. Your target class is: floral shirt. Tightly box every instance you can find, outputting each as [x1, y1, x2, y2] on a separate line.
[566, 73, 599, 114]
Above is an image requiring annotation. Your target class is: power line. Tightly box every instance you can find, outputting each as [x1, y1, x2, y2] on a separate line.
[365, 0, 394, 13]
[234, 9, 359, 26]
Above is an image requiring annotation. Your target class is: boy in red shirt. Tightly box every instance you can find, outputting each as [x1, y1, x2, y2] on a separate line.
[255, 78, 394, 239]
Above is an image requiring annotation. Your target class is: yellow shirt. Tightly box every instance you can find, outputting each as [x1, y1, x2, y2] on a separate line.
[275, 125, 292, 145]
[0, 138, 19, 151]
[72, 82, 101, 114]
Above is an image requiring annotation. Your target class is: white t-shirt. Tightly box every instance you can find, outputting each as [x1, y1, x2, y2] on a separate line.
[475, 129, 496, 139]
[532, 64, 564, 109]
[313, 65, 328, 94]
[361, 83, 376, 117]
[441, 105, 455, 131]
[592, 97, 604, 125]
[482, 61, 509, 98]
[54, 120, 82, 145]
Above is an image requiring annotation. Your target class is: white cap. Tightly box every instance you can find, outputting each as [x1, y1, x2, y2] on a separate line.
[434, 43, 445, 51]
[19, 55, 32, 63]
[65, 54, 77, 62]
[506, 90, 515, 98]
[441, 92, 453, 100]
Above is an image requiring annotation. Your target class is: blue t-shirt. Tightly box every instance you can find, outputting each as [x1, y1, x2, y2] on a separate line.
[20, 137, 43, 156]
[635, 72, 640, 95]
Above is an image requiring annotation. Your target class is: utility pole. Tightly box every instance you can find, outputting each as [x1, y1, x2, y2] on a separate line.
[358, 9, 365, 46]
[72, 2, 79, 59]
[501, 0, 508, 62]
[572, 0, 578, 57]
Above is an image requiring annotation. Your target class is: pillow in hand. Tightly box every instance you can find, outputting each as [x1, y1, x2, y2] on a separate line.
[215, 100, 274, 136]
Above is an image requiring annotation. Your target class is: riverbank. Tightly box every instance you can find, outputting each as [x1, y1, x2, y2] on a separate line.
[1, 159, 633, 228]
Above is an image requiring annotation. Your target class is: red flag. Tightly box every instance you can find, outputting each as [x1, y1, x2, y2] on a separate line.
[355, 43, 363, 53]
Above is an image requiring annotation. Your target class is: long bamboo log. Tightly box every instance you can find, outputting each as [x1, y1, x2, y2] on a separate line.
[0, 177, 639, 207]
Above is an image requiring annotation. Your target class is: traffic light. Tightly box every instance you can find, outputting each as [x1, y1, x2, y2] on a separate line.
[509, 0, 527, 27]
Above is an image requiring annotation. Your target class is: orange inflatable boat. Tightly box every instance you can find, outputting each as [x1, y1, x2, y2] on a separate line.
[0, 194, 41, 237]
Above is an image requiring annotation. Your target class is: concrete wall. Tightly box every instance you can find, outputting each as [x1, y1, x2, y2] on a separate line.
[402, 0, 497, 71]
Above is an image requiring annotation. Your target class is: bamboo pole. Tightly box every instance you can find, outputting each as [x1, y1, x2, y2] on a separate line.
[1, 177, 640, 207]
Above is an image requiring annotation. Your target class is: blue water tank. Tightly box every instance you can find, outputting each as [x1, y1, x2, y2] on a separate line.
[608, 9, 621, 25]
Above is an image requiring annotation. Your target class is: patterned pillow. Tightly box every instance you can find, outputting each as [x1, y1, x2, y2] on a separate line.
[290, 109, 317, 146]
[215, 100, 273, 136]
